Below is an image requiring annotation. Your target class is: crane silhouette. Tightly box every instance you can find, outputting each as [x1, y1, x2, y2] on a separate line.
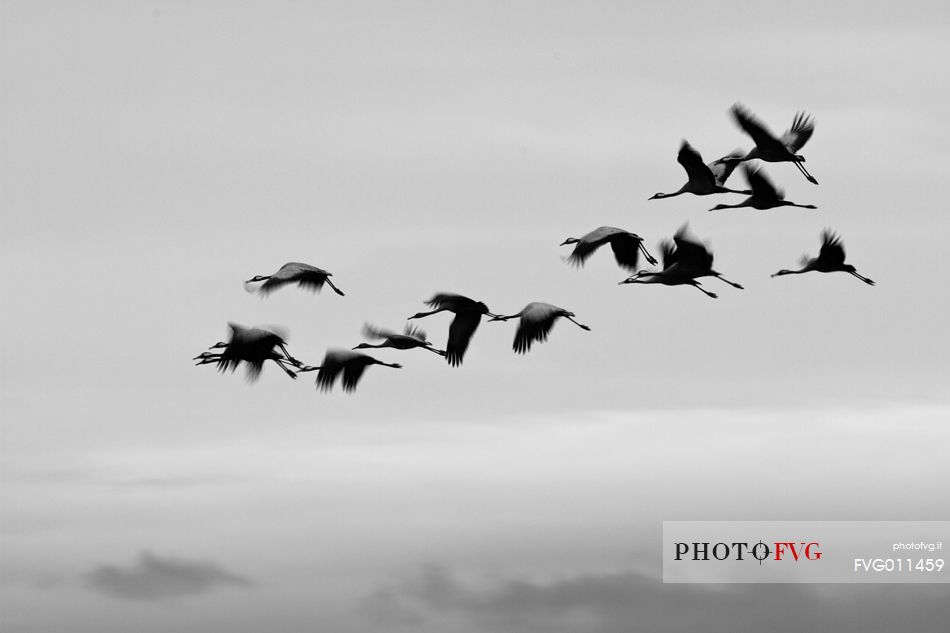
[560, 226, 657, 271]
[772, 230, 875, 285]
[298, 350, 402, 392]
[649, 141, 751, 199]
[619, 227, 740, 298]
[408, 293, 497, 366]
[489, 302, 590, 353]
[709, 164, 817, 212]
[353, 323, 446, 356]
[724, 104, 818, 184]
[194, 323, 300, 381]
[245, 262, 345, 296]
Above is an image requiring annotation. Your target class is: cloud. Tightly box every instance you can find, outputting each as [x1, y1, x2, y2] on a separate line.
[362, 564, 950, 633]
[85, 551, 252, 602]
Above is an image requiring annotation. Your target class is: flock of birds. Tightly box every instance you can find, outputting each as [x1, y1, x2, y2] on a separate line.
[194, 103, 876, 392]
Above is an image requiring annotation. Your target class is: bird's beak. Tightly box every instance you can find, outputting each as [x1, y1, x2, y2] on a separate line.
[559, 239, 571, 246]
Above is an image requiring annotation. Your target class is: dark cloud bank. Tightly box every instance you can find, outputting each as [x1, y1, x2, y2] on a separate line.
[85, 551, 251, 601]
[363, 564, 950, 633]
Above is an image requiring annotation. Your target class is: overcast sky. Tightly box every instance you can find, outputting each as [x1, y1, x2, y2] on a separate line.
[2, 1, 949, 631]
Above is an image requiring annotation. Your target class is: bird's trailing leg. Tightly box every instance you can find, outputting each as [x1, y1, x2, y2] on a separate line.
[270, 358, 299, 379]
[324, 278, 345, 296]
[276, 344, 303, 367]
[714, 273, 744, 289]
[638, 243, 658, 266]
[849, 270, 876, 286]
[793, 159, 818, 185]
[564, 315, 591, 331]
[690, 281, 718, 298]
[296, 365, 320, 373]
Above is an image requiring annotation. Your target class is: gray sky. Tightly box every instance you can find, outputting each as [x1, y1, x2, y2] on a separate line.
[2, 1, 949, 631]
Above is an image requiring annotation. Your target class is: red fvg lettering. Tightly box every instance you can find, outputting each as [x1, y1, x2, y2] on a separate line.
[774, 542, 822, 561]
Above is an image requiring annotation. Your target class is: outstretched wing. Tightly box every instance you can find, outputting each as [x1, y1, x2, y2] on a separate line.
[744, 164, 784, 201]
[817, 230, 846, 268]
[243, 360, 265, 383]
[363, 323, 398, 341]
[658, 239, 677, 270]
[513, 304, 558, 354]
[565, 227, 618, 268]
[446, 312, 481, 367]
[673, 226, 713, 270]
[609, 233, 645, 272]
[731, 104, 782, 151]
[781, 112, 815, 152]
[677, 141, 716, 188]
[425, 293, 473, 310]
[315, 353, 347, 392]
[709, 148, 745, 186]
[341, 362, 368, 392]
[293, 274, 329, 293]
[403, 323, 428, 342]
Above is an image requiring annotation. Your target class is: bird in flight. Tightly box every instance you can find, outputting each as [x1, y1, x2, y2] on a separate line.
[560, 226, 658, 271]
[649, 141, 751, 199]
[353, 323, 446, 356]
[709, 165, 817, 212]
[772, 230, 875, 285]
[620, 226, 740, 298]
[245, 262, 345, 296]
[299, 350, 402, 392]
[724, 104, 818, 184]
[489, 302, 590, 354]
[408, 293, 497, 367]
[194, 323, 300, 381]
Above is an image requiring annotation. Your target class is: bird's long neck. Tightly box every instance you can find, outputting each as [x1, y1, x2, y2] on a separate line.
[409, 308, 445, 319]
[772, 268, 808, 277]
[652, 185, 687, 200]
[623, 273, 662, 284]
[710, 201, 749, 211]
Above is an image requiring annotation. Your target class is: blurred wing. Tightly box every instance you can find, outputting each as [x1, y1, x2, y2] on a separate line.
[294, 272, 328, 293]
[672, 226, 713, 270]
[341, 363, 368, 392]
[731, 104, 781, 150]
[403, 323, 428, 342]
[818, 230, 846, 267]
[709, 148, 745, 185]
[363, 323, 397, 340]
[513, 307, 557, 354]
[243, 360, 264, 383]
[315, 355, 346, 392]
[609, 233, 645, 272]
[256, 277, 294, 295]
[744, 165, 783, 201]
[425, 293, 472, 310]
[566, 235, 607, 267]
[445, 312, 481, 366]
[781, 112, 815, 152]
[658, 239, 677, 270]
[677, 141, 716, 187]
